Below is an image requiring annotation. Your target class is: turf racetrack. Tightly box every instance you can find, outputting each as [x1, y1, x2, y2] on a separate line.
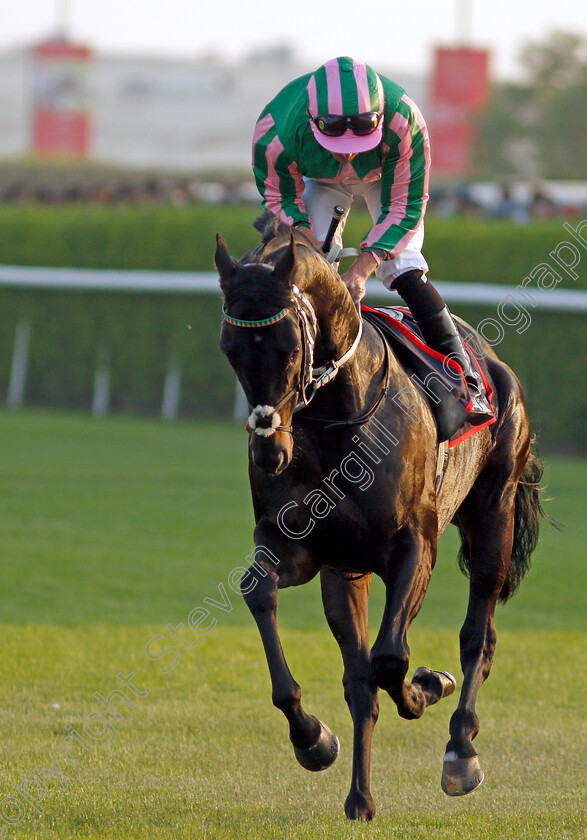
[0, 410, 584, 839]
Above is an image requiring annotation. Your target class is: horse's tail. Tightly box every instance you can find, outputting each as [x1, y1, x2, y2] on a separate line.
[457, 441, 550, 603]
[499, 445, 547, 602]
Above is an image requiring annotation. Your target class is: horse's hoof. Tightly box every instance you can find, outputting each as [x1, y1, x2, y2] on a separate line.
[293, 720, 340, 772]
[412, 667, 457, 702]
[345, 790, 376, 821]
[441, 753, 484, 796]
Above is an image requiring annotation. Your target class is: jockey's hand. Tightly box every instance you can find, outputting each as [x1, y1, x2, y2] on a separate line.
[341, 251, 379, 303]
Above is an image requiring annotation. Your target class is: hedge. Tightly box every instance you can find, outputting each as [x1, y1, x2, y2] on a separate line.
[0, 205, 585, 452]
[0, 287, 233, 418]
[0, 204, 586, 288]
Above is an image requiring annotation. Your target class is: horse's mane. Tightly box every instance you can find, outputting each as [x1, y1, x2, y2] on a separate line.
[222, 214, 296, 314]
[252, 211, 290, 244]
[224, 212, 344, 319]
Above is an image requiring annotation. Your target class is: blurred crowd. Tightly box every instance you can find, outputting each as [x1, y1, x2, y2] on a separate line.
[0, 172, 259, 207]
[0, 169, 584, 220]
[428, 182, 585, 221]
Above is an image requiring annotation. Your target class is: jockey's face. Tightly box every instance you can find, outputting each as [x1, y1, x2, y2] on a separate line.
[332, 152, 358, 162]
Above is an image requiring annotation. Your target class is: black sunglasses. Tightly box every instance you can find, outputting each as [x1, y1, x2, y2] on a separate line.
[308, 110, 382, 137]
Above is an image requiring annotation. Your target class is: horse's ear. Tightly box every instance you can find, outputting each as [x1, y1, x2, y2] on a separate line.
[215, 234, 237, 292]
[272, 234, 297, 285]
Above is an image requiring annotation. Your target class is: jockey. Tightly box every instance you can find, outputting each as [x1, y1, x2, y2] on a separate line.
[252, 56, 493, 424]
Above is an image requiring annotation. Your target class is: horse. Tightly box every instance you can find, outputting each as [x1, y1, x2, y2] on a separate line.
[214, 215, 544, 821]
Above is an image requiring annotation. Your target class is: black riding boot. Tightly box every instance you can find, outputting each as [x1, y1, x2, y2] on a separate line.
[416, 307, 493, 424]
[392, 270, 494, 425]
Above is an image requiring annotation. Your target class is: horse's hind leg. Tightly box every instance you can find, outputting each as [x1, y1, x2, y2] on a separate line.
[321, 568, 379, 821]
[443, 472, 518, 796]
[242, 522, 339, 772]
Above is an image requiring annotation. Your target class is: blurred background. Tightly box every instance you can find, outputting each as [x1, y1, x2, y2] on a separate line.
[0, 0, 585, 452]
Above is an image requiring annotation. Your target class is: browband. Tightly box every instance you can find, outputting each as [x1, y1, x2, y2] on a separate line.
[221, 305, 290, 328]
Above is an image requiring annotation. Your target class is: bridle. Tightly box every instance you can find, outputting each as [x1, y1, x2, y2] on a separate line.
[222, 272, 363, 437]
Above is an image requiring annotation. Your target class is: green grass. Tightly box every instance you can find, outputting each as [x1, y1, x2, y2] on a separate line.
[0, 410, 585, 839]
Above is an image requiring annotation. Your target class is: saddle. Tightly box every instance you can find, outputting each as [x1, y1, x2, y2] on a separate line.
[361, 305, 496, 445]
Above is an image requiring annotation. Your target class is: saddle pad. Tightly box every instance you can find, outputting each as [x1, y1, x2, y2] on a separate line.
[361, 305, 496, 445]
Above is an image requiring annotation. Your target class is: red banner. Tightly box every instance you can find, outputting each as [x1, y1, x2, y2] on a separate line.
[31, 39, 93, 157]
[429, 47, 490, 177]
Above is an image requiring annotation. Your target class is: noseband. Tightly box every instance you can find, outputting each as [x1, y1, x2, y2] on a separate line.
[222, 278, 363, 437]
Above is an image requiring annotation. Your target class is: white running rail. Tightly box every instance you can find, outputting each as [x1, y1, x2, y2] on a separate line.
[0, 265, 586, 310]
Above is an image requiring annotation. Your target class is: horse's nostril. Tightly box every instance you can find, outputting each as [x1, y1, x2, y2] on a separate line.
[252, 444, 289, 475]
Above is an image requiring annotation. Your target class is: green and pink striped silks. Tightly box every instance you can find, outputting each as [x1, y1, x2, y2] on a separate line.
[252, 56, 430, 259]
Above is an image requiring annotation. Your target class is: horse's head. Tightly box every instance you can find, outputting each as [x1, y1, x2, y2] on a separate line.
[215, 232, 308, 475]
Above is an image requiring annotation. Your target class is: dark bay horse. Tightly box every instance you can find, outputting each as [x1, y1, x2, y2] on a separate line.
[214, 216, 543, 820]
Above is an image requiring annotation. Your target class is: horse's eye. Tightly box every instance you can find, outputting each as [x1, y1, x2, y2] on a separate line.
[289, 347, 301, 364]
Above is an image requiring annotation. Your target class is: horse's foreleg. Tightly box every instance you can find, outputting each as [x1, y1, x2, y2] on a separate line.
[443, 493, 516, 797]
[321, 568, 378, 821]
[242, 529, 339, 771]
[371, 519, 455, 719]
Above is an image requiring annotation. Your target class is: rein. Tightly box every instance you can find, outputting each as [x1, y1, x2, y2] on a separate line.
[222, 281, 363, 437]
[297, 318, 391, 431]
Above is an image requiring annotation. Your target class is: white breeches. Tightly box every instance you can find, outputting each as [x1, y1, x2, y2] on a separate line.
[302, 178, 429, 288]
